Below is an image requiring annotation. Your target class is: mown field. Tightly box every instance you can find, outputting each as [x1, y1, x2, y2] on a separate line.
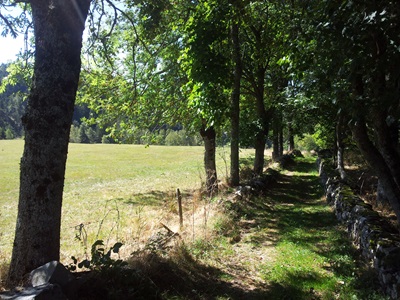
[0, 140, 252, 267]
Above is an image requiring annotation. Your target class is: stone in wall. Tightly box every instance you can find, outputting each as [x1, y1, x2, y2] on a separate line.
[318, 158, 400, 299]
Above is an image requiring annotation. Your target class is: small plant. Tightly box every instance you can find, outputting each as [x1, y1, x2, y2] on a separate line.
[68, 240, 127, 272]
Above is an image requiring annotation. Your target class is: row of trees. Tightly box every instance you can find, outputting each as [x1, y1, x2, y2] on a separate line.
[0, 65, 206, 146]
[0, 0, 399, 286]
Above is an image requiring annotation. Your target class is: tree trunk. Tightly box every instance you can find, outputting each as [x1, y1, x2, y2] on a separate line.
[200, 124, 218, 197]
[372, 109, 400, 191]
[272, 125, 279, 161]
[7, 0, 91, 285]
[336, 112, 347, 180]
[349, 119, 400, 224]
[252, 65, 268, 175]
[278, 117, 284, 157]
[376, 179, 389, 206]
[272, 112, 283, 160]
[288, 122, 295, 151]
[254, 132, 266, 175]
[229, 21, 241, 187]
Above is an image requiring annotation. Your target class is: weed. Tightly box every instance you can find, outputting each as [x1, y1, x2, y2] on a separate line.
[68, 240, 127, 272]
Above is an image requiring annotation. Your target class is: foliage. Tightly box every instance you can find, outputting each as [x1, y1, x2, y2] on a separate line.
[68, 240, 127, 272]
[0, 63, 28, 138]
[69, 122, 105, 144]
[164, 129, 202, 146]
[0, 1, 31, 38]
[295, 134, 318, 152]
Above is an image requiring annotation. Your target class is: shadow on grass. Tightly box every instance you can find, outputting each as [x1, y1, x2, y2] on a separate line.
[92, 158, 384, 299]
[78, 247, 274, 300]
[123, 190, 196, 207]
[123, 191, 168, 206]
[225, 158, 384, 299]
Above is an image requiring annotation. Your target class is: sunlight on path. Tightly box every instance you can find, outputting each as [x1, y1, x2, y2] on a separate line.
[206, 157, 382, 299]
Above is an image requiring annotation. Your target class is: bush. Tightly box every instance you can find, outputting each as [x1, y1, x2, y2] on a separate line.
[165, 129, 201, 146]
[295, 134, 318, 151]
[70, 122, 103, 143]
[5, 127, 15, 139]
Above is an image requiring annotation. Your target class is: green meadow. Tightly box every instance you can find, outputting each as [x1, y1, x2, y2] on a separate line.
[0, 140, 244, 264]
[0, 141, 387, 298]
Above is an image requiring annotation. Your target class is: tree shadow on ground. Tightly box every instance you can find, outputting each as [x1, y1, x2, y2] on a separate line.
[85, 158, 384, 299]
[123, 191, 168, 206]
[77, 247, 276, 300]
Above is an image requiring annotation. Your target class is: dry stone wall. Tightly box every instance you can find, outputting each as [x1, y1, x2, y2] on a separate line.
[318, 158, 400, 299]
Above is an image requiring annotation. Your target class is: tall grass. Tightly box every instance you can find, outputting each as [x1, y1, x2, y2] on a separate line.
[0, 140, 252, 266]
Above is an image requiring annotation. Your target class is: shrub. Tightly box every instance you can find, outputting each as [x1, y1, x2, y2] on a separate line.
[295, 134, 318, 151]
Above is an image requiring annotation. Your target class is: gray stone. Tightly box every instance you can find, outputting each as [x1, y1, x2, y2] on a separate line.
[0, 261, 79, 300]
[319, 159, 400, 299]
[30, 261, 74, 289]
[0, 284, 66, 300]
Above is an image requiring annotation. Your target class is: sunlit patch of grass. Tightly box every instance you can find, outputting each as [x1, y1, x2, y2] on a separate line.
[258, 156, 387, 300]
[0, 140, 253, 267]
[261, 240, 337, 296]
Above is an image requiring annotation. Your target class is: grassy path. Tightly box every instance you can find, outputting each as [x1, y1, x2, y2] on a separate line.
[179, 157, 384, 300]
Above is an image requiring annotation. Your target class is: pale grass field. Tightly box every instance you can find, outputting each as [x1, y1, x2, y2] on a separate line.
[0, 140, 254, 268]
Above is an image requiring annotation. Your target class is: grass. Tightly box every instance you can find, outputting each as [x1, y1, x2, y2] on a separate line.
[0, 143, 388, 299]
[182, 156, 388, 299]
[0, 140, 253, 267]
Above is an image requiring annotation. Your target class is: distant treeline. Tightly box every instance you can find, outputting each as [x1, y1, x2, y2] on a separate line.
[0, 63, 205, 146]
[69, 122, 203, 146]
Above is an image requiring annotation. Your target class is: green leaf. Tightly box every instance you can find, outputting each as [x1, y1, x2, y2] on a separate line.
[112, 242, 124, 253]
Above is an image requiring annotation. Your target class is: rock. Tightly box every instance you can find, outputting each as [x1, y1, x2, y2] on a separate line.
[277, 154, 296, 169]
[30, 261, 73, 289]
[0, 261, 78, 300]
[287, 149, 304, 158]
[320, 161, 400, 299]
[0, 284, 66, 300]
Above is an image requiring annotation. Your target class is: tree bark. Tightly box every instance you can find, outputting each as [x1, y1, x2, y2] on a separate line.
[229, 21, 241, 187]
[272, 125, 279, 161]
[349, 119, 400, 224]
[252, 65, 269, 175]
[372, 109, 400, 191]
[336, 112, 347, 180]
[254, 131, 266, 175]
[272, 112, 283, 161]
[288, 122, 295, 151]
[7, 0, 91, 285]
[200, 124, 218, 197]
[278, 121, 284, 157]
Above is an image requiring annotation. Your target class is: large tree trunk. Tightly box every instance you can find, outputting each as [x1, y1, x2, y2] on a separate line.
[7, 0, 91, 285]
[372, 109, 400, 190]
[349, 119, 400, 224]
[254, 132, 266, 175]
[229, 21, 241, 187]
[200, 124, 218, 197]
[252, 65, 268, 176]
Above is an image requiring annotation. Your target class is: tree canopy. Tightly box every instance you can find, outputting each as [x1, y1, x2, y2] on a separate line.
[1, 0, 400, 285]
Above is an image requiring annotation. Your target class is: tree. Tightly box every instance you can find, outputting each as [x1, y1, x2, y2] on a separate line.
[229, 5, 242, 186]
[7, 0, 91, 285]
[303, 0, 400, 222]
[182, 0, 233, 195]
[238, 0, 293, 174]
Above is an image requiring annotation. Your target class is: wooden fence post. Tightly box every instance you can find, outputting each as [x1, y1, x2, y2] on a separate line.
[177, 188, 183, 229]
